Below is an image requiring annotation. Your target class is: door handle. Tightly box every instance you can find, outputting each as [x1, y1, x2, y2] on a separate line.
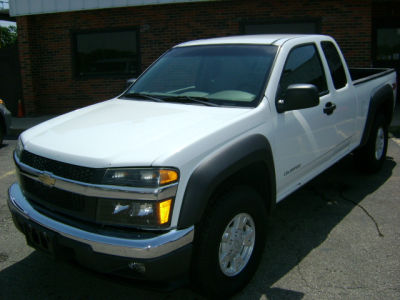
[323, 102, 336, 115]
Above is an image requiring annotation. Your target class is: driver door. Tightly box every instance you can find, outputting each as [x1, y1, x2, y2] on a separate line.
[273, 43, 338, 199]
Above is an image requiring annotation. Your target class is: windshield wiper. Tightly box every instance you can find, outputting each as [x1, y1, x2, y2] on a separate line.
[121, 93, 165, 102]
[164, 96, 219, 107]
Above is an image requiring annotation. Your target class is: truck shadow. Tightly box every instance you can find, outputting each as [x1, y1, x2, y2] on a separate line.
[237, 154, 396, 299]
[0, 155, 396, 300]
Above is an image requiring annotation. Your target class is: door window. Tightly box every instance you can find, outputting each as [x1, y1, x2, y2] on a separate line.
[277, 44, 328, 100]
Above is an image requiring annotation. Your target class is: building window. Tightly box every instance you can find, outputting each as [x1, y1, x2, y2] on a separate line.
[74, 29, 139, 77]
[375, 28, 400, 62]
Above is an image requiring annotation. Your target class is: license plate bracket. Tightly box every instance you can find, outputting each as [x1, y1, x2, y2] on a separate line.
[23, 221, 57, 256]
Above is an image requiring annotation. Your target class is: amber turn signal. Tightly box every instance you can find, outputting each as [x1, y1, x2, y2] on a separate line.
[158, 199, 173, 224]
[159, 170, 179, 185]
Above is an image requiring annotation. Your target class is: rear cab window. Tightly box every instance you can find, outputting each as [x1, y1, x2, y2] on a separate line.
[320, 41, 348, 90]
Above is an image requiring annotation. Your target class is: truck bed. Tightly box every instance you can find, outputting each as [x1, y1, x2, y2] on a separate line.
[349, 68, 396, 86]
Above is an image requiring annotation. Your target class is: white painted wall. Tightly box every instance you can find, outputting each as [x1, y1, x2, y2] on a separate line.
[9, 0, 217, 16]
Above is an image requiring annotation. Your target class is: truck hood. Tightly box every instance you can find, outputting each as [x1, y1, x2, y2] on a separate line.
[21, 99, 251, 168]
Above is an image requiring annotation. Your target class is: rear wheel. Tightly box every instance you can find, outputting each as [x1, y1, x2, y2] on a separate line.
[191, 186, 267, 297]
[354, 113, 388, 173]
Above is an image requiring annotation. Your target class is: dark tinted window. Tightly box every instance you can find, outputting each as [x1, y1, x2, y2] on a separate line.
[277, 44, 328, 99]
[74, 29, 139, 77]
[321, 41, 347, 89]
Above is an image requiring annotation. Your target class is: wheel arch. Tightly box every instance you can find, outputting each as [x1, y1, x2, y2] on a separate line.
[177, 134, 276, 229]
[360, 84, 394, 148]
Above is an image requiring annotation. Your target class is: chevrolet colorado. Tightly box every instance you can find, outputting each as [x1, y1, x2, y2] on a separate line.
[8, 34, 397, 296]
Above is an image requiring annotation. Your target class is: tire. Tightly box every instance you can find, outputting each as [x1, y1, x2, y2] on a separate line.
[191, 186, 267, 297]
[354, 113, 388, 173]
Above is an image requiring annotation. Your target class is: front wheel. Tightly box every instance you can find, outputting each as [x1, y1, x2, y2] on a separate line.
[191, 186, 267, 297]
[354, 114, 388, 173]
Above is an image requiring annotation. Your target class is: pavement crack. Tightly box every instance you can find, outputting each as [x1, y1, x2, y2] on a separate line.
[295, 250, 314, 291]
[339, 188, 384, 237]
[309, 185, 384, 237]
[332, 285, 370, 291]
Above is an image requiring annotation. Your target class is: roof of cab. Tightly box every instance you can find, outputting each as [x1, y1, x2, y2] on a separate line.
[175, 34, 326, 47]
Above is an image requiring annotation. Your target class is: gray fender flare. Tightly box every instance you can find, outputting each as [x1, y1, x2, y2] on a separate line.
[177, 134, 276, 229]
[360, 84, 394, 147]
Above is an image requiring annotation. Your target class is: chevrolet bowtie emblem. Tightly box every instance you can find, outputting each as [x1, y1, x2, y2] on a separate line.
[38, 173, 56, 187]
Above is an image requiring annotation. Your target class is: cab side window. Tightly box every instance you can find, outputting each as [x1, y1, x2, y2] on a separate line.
[321, 41, 347, 89]
[277, 44, 328, 100]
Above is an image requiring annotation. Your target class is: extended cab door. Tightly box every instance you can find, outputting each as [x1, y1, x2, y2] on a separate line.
[272, 41, 355, 200]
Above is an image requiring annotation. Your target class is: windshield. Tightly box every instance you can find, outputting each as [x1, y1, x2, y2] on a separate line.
[122, 44, 277, 107]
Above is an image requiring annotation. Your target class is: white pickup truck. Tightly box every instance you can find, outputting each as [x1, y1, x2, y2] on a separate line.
[8, 34, 397, 296]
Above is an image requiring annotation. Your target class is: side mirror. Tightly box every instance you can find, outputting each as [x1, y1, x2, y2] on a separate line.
[276, 84, 319, 113]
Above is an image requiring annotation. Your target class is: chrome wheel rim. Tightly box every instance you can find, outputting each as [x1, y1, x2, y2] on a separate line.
[218, 213, 256, 277]
[375, 127, 385, 160]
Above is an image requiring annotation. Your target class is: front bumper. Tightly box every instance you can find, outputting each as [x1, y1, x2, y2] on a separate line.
[8, 183, 194, 280]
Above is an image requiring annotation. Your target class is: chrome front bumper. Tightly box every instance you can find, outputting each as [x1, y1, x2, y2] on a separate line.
[8, 183, 194, 259]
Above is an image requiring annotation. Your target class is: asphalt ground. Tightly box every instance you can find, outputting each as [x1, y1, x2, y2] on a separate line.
[0, 137, 400, 299]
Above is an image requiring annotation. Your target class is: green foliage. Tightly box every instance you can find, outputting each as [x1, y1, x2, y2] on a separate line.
[0, 25, 17, 48]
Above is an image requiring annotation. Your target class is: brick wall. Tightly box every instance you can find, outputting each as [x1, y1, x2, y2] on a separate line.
[17, 0, 372, 115]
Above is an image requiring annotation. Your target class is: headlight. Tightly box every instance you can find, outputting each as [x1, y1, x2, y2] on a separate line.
[97, 198, 173, 228]
[15, 137, 24, 159]
[102, 168, 178, 187]
[99, 167, 178, 228]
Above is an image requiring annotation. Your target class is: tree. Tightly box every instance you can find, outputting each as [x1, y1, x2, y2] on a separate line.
[0, 25, 17, 48]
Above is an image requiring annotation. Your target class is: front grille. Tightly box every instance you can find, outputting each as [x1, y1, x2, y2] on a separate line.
[20, 176, 98, 222]
[20, 150, 105, 183]
[18, 150, 105, 224]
